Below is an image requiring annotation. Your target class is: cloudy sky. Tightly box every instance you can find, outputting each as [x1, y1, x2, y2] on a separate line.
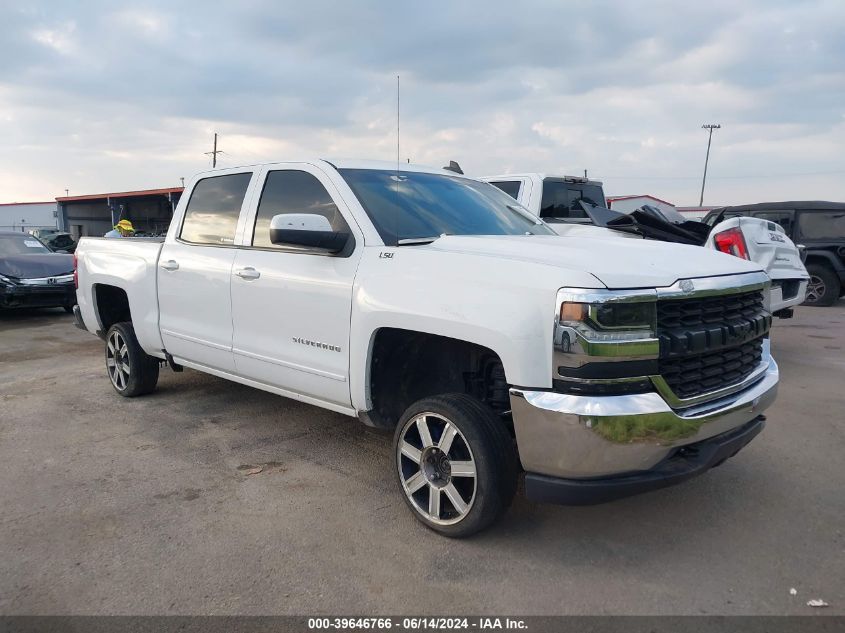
[1, 0, 844, 205]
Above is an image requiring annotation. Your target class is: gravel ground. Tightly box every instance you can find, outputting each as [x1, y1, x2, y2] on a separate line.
[0, 304, 843, 615]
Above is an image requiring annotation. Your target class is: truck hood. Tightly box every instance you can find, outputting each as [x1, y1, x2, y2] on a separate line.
[0, 254, 74, 279]
[427, 234, 763, 288]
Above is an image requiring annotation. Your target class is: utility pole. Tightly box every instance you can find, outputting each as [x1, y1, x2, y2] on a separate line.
[205, 132, 223, 168]
[699, 124, 721, 206]
[180, 177, 185, 188]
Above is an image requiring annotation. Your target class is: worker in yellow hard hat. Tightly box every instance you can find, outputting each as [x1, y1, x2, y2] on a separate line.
[105, 219, 135, 238]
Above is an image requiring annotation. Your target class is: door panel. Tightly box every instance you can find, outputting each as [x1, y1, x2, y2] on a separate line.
[158, 243, 237, 371]
[231, 249, 358, 405]
[157, 170, 256, 372]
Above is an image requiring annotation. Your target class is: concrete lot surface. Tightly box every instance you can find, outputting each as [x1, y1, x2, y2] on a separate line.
[0, 305, 843, 615]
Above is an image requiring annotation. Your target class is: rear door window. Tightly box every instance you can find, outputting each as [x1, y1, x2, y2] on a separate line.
[179, 173, 252, 245]
[797, 211, 845, 240]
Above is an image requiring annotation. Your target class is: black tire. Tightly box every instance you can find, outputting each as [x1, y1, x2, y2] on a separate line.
[803, 264, 840, 307]
[393, 393, 518, 538]
[104, 322, 159, 397]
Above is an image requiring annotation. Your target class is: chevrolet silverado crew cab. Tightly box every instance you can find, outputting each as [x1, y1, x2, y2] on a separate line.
[74, 160, 778, 537]
[482, 172, 808, 317]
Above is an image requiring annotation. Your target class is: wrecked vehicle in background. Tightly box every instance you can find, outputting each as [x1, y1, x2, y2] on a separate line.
[482, 172, 809, 318]
[704, 202, 845, 307]
[29, 228, 78, 253]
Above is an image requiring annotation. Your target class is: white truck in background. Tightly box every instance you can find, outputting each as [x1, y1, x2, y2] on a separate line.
[74, 159, 778, 537]
[482, 172, 809, 317]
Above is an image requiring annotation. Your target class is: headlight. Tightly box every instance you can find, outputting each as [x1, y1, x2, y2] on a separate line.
[560, 300, 655, 342]
[554, 289, 660, 379]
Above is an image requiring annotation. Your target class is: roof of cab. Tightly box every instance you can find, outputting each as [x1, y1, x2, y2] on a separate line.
[482, 173, 604, 186]
[193, 159, 468, 179]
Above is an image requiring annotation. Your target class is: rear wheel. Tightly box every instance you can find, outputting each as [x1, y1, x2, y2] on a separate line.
[393, 393, 518, 538]
[804, 264, 840, 306]
[105, 322, 159, 397]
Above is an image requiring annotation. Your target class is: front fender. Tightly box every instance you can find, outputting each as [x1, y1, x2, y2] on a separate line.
[348, 247, 602, 412]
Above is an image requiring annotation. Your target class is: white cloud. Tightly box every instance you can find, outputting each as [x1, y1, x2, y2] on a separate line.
[31, 21, 77, 55]
[0, 0, 843, 205]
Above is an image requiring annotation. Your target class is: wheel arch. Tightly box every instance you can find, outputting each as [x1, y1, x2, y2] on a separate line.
[93, 283, 131, 334]
[804, 250, 841, 272]
[359, 327, 512, 430]
[90, 281, 164, 355]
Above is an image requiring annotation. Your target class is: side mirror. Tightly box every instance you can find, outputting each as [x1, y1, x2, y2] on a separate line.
[269, 213, 350, 254]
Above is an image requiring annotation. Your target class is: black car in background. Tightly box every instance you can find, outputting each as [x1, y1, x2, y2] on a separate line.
[0, 231, 76, 312]
[704, 202, 845, 306]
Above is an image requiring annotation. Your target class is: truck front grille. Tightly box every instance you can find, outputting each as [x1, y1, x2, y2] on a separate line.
[656, 289, 769, 400]
[657, 289, 764, 330]
[658, 337, 764, 399]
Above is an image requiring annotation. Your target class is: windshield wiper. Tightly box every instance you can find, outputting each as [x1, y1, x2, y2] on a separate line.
[396, 236, 440, 246]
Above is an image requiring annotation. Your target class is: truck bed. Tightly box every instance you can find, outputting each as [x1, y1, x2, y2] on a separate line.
[74, 237, 166, 355]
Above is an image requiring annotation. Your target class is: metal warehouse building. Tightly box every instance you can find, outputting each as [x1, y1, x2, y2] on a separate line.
[0, 201, 58, 232]
[57, 187, 184, 239]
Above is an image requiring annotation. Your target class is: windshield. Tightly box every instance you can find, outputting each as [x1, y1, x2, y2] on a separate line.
[339, 169, 553, 244]
[0, 235, 52, 256]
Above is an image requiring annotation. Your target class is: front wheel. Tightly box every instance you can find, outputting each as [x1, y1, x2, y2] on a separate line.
[393, 394, 518, 538]
[105, 322, 160, 397]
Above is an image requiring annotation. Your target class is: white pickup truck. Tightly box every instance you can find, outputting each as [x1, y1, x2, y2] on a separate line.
[481, 172, 809, 317]
[74, 159, 778, 537]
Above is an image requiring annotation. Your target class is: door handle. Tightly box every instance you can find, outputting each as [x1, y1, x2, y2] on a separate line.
[160, 260, 179, 271]
[236, 267, 261, 280]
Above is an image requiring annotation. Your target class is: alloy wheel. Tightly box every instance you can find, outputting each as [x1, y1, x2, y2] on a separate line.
[106, 330, 130, 391]
[805, 275, 826, 304]
[397, 413, 477, 526]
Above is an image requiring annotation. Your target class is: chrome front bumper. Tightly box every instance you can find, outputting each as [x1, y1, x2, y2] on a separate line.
[510, 355, 778, 479]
